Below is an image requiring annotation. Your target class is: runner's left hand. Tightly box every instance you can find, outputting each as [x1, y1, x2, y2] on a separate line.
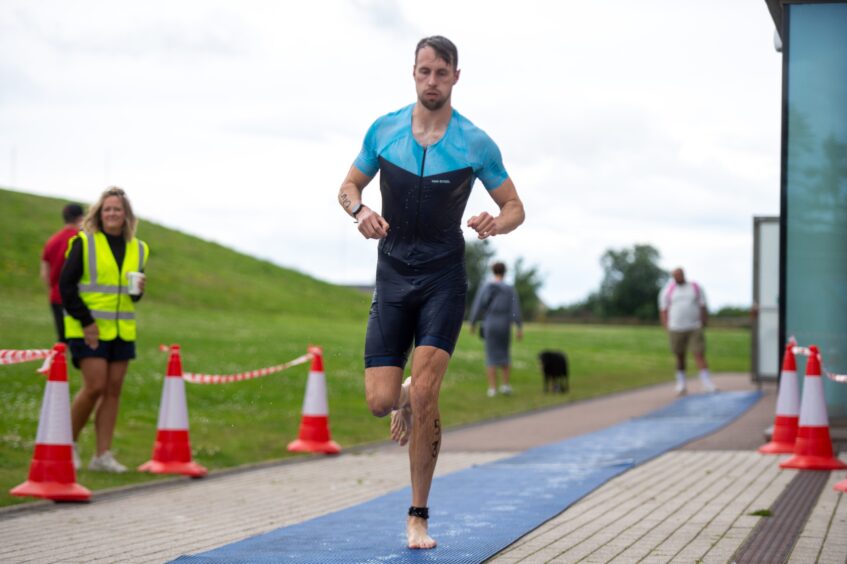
[467, 212, 500, 239]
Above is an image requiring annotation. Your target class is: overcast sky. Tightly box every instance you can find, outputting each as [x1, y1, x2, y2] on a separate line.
[0, 1, 782, 309]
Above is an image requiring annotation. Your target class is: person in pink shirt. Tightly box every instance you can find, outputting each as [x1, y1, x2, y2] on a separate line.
[658, 267, 717, 395]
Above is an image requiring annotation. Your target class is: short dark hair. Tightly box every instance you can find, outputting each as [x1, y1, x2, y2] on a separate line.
[492, 262, 507, 276]
[415, 36, 458, 69]
[62, 203, 84, 223]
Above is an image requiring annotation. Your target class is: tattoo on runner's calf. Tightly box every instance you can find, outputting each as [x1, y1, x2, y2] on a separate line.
[431, 419, 441, 458]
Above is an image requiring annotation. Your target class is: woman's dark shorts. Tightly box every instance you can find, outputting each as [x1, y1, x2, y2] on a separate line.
[68, 337, 136, 369]
[365, 256, 467, 369]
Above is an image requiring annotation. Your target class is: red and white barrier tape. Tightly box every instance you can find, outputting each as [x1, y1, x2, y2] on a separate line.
[827, 372, 847, 384]
[158, 346, 315, 384]
[791, 345, 847, 384]
[183, 353, 314, 384]
[792, 346, 812, 357]
[0, 349, 54, 374]
[0, 349, 51, 364]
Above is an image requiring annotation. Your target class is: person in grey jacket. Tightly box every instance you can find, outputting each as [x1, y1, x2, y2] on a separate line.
[469, 262, 523, 397]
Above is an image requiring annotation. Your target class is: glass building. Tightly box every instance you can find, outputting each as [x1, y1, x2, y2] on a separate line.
[767, 1, 847, 417]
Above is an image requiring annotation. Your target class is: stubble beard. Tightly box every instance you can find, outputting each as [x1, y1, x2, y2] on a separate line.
[419, 94, 447, 111]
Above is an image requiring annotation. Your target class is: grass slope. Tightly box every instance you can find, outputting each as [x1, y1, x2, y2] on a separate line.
[0, 187, 750, 506]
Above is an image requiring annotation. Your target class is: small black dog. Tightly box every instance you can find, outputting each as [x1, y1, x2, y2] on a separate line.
[538, 350, 569, 393]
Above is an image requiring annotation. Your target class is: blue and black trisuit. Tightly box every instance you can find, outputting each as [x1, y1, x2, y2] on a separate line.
[354, 104, 509, 368]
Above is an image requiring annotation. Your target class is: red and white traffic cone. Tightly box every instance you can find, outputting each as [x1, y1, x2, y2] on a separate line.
[759, 343, 801, 454]
[10, 343, 91, 501]
[138, 345, 207, 477]
[780, 345, 847, 471]
[287, 346, 341, 454]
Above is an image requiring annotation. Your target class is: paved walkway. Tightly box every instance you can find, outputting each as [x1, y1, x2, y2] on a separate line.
[1, 373, 845, 563]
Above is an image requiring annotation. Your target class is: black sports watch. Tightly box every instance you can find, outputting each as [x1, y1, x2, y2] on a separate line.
[351, 202, 364, 219]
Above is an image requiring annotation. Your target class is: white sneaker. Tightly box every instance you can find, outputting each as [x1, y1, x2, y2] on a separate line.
[499, 384, 513, 395]
[702, 380, 718, 393]
[88, 451, 128, 473]
[72, 443, 81, 470]
[675, 381, 687, 396]
[486, 388, 497, 398]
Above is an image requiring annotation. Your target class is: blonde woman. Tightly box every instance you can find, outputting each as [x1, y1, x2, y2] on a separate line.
[59, 187, 150, 472]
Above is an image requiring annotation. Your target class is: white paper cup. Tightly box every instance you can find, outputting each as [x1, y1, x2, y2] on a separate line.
[127, 272, 145, 296]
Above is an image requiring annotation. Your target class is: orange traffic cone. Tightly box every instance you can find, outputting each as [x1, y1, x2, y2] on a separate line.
[780, 345, 847, 471]
[287, 346, 341, 454]
[759, 343, 801, 454]
[10, 343, 91, 501]
[138, 345, 207, 477]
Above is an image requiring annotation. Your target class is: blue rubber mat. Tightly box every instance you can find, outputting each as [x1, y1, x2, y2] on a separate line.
[172, 390, 761, 563]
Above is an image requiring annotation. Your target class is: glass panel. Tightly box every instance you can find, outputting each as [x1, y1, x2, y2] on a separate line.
[755, 218, 780, 380]
[785, 3, 847, 416]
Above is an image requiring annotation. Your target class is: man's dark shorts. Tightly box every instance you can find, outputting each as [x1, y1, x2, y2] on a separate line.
[68, 337, 136, 369]
[365, 256, 467, 368]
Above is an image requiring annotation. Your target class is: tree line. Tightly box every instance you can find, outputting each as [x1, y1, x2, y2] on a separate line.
[465, 241, 748, 323]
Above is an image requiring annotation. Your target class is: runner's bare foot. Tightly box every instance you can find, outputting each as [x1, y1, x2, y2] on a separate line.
[407, 516, 437, 549]
[390, 377, 412, 446]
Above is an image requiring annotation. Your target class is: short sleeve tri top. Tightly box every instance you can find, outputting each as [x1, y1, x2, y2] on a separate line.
[354, 104, 509, 269]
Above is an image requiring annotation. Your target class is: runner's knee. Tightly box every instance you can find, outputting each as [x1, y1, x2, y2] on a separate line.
[364, 366, 404, 416]
[367, 396, 395, 417]
[365, 385, 399, 417]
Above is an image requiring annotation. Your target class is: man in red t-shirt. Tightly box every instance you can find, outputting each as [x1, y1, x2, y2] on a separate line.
[41, 203, 85, 342]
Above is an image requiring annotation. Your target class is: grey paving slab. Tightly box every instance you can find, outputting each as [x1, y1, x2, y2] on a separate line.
[788, 456, 847, 564]
[491, 451, 846, 564]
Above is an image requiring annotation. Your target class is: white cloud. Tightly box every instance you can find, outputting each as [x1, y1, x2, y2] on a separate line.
[0, 0, 782, 309]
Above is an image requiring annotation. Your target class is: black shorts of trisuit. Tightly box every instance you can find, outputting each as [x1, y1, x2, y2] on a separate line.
[365, 256, 467, 369]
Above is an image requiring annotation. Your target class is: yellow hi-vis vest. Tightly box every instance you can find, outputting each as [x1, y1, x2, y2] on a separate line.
[64, 231, 150, 342]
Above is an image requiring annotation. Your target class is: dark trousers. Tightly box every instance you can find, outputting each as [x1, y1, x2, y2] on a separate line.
[50, 303, 66, 343]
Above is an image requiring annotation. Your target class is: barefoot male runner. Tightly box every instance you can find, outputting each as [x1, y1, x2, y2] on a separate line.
[338, 35, 525, 549]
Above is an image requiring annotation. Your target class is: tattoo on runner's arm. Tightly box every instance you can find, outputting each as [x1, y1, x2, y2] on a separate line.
[339, 192, 351, 211]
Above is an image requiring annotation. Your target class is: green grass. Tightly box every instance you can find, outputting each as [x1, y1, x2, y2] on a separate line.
[0, 187, 750, 506]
